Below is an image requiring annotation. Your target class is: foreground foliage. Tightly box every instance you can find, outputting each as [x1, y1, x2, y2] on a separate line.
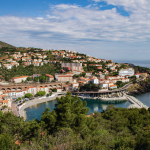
[1, 93, 150, 149]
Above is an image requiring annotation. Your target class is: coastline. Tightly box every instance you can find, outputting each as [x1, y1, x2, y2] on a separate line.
[19, 95, 63, 120]
[78, 96, 127, 101]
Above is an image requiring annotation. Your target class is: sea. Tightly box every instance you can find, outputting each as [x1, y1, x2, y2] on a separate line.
[25, 60, 150, 121]
[114, 60, 150, 69]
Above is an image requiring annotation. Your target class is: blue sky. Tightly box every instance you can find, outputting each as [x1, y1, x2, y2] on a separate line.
[0, 0, 150, 61]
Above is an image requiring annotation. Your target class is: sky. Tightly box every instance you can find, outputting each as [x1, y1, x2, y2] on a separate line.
[0, 0, 150, 61]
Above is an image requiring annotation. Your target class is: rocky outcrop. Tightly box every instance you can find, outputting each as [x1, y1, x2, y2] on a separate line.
[127, 81, 150, 95]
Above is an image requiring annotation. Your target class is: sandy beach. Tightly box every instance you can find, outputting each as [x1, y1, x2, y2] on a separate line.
[19, 95, 63, 120]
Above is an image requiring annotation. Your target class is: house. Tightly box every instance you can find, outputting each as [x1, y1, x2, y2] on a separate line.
[2, 100, 11, 108]
[57, 88, 63, 92]
[90, 76, 99, 84]
[45, 74, 54, 82]
[11, 76, 29, 83]
[23, 62, 31, 66]
[109, 85, 117, 89]
[79, 77, 90, 83]
[100, 82, 108, 89]
[3, 64, 12, 69]
[85, 72, 92, 77]
[97, 66, 102, 69]
[70, 83, 79, 91]
[64, 85, 69, 91]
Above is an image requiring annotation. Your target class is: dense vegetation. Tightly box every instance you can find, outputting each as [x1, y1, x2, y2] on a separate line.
[134, 65, 150, 74]
[0, 63, 55, 81]
[1, 93, 150, 149]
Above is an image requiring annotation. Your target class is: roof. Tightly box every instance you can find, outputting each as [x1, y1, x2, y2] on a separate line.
[45, 74, 54, 78]
[58, 75, 72, 77]
[110, 85, 117, 87]
[12, 76, 29, 79]
[3, 100, 9, 103]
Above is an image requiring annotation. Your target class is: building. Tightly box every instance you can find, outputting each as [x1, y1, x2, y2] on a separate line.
[2, 100, 11, 108]
[61, 63, 83, 72]
[85, 72, 92, 77]
[57, 75, 73, 82]
[109, 85, 117, 89]
[100, 82, 108, 89]
[11, 76, 29, 83]
[27, 87, 38, 95]
[90, 77, 99, 84]
[45, 74, 54, 82]
[119, 68, 134, 76]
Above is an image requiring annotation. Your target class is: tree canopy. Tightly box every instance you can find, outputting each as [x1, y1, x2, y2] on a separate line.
[0, 94, 150, 149]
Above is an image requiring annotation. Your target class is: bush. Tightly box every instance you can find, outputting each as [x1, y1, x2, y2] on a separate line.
[16, 97, 21, 101]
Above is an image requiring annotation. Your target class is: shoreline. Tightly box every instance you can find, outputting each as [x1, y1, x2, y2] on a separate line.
[19, 95, 63, 120]
[78, 96, 127, 101]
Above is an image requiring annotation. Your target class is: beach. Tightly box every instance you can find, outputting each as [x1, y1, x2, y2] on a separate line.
[19, 95, 63, 120]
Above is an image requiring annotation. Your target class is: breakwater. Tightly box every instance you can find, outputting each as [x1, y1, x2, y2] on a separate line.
[126, 95, 149, 109]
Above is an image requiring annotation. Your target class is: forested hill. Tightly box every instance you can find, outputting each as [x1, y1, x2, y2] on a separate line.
[0, 41, 16, 48]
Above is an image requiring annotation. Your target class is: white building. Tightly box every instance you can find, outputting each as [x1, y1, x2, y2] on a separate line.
[11, 76, 29, 83]
[109, 85, 117, 89]
[90, 77, 99, 84]
[119, 68, 134, 76]
[27, 87, 38, 95]
[100, 82, 108, 89]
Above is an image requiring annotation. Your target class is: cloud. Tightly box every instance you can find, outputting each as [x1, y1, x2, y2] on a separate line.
[50, 4, 79, 9]
[0, 3, 150, 60]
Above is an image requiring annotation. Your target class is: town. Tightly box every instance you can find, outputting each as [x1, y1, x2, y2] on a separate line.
[0, 46, 148, 113]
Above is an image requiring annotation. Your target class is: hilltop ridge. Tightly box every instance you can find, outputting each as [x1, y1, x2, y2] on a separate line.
[0, 41, 16, 48]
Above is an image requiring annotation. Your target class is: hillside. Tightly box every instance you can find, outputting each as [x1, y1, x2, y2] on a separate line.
[0, 41, 15, 48]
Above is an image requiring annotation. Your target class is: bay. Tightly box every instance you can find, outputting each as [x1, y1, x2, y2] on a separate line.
[25, 98, 130, 121]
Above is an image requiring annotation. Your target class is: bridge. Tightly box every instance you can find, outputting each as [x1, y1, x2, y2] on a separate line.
[0, 82, 66, 92]
[126, 95, 149, 109]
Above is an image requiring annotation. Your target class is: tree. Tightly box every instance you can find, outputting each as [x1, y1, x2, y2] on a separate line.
[25, 93, 33, 98]
[2, 105, 7, 109]
[106, 105, 115, 111]
[26, 77, 32, 81]
[52, 88, 57, 92]
[21, 120, 40, 145]
[66, 81, 69, 85]
[81, 72, 86, 77]
[41, 92, 98, 136]
[0, 111, 3, 117]
[36, 91, 46, 96]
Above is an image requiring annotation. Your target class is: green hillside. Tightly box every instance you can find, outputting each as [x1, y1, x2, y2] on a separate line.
[0, 41, 16, 48]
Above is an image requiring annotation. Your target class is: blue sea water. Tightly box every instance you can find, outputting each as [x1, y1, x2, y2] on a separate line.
[114, 60, 150, 69]
[25, 99, 130, 121]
